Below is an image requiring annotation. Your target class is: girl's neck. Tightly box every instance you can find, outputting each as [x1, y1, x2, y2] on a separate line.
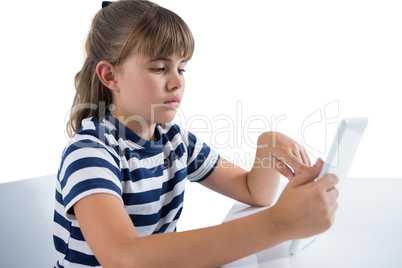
[132, 124, 156, 141]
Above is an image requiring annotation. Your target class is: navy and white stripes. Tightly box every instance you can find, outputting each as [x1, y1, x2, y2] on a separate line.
[53, 114, 219, 267]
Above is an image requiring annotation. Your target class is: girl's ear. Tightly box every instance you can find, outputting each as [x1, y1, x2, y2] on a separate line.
[96, 60, 119, 91]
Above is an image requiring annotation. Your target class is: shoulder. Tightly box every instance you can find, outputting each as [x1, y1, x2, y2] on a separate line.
[58, 117, 123, 216]
[68, 117, 118, 150]
[61, 117, 120, 172]
[75, 117, 113, 143]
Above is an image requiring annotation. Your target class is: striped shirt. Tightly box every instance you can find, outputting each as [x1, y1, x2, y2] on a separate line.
[53, 114, 220, 267]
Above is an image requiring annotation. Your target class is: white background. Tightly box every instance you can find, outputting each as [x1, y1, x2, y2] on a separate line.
[1, 0, 401, 230]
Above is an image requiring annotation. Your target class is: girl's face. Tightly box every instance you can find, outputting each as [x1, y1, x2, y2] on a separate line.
[112, 53, 187, 130]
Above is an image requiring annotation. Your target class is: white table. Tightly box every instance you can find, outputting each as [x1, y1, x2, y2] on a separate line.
[222, 178, 402, 268]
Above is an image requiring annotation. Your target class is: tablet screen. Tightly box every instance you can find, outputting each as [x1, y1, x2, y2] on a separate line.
[289, 117, 368, 255]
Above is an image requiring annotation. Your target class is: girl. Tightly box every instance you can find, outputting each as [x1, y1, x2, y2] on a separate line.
[53, 1, 339, 267]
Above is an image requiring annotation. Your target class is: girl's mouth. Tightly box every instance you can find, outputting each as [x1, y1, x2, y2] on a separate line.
[164, 96, 181, 108]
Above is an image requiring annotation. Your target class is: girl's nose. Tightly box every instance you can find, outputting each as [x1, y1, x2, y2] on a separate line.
[167, 72, 183, 91]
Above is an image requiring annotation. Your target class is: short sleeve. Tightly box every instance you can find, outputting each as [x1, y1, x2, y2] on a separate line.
[181, 129, 220, 183]
[57, 134, 123, 221]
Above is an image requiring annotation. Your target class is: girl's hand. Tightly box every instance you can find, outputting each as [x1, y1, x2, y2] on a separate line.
[269, 158, 339, 239]
[256, 131, 311, 180]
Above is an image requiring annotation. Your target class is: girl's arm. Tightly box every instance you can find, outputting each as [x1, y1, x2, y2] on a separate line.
[74, 159, 338, 268]
[201, 131, 312, 206]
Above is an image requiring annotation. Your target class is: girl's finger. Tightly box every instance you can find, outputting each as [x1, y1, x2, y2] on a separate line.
[284, 151, 310, 173]
[273, 156, 295, 180]
[300, 148, 311, 167]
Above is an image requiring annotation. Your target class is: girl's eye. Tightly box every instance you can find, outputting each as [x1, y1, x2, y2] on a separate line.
[151, 68, 165, 73]
[150, 67, 186, 74]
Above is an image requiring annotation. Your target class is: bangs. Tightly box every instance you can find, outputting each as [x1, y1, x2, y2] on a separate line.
[116, 5, 194, 65]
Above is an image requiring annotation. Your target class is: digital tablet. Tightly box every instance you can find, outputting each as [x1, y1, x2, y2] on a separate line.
[289, 117, 368, 255]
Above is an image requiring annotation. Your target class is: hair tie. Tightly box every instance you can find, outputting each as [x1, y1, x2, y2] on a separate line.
[102, 1, 113, 8]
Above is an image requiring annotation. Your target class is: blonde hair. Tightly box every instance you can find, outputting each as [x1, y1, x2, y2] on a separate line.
[66, 0, 194, 137]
